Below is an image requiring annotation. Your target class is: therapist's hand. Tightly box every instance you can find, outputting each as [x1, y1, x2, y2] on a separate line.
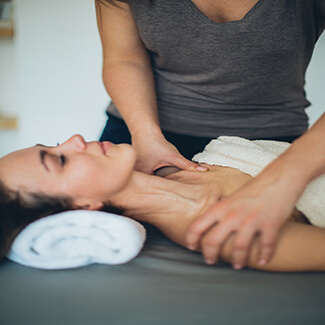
[185, 171, 298, 269]
[132, 134, 208, 174]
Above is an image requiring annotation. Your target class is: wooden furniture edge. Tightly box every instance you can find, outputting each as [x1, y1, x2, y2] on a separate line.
[0, 116, 18, 129]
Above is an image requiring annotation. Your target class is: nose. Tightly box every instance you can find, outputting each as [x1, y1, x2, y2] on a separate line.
[61, 134, 87, 151]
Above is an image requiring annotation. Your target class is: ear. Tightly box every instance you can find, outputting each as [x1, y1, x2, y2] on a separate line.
[73, 198, 104, 211]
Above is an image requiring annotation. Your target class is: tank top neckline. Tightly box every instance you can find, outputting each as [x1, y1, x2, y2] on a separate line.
[185, 0, 265, 26]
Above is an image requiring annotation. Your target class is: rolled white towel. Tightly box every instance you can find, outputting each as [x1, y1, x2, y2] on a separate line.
[7, 210, 146, 270]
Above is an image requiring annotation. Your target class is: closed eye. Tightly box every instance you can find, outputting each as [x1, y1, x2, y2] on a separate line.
[60, 154, 66, 166]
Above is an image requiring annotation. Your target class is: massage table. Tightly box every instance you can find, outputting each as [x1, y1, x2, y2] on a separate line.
[1, 224, 325, 325]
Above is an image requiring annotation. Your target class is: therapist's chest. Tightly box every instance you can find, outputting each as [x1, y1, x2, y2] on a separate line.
[190, 0, 260, 23]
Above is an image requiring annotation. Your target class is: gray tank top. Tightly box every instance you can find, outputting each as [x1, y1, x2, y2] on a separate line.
[108, 0, 325, 138]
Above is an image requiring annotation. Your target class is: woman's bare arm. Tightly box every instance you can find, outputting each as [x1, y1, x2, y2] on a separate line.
[162, 216, 325, 272]
[218, 221, 325, 272]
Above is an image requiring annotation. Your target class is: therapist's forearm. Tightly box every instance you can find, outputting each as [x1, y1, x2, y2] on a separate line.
[103, 60, 163, 140]
[285, 112, 325, 183]
[259, 112, 325, 200]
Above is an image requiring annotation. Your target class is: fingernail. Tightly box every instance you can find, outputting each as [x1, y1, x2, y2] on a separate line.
[205, 259, 215, 265]
[233, 264, 243, 270]
[187, 245, 196, 251]
[196, 166, 208, 171]
[258, 259, 267, 266]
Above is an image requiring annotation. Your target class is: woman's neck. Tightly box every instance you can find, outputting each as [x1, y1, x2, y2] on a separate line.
[110, 170, 217, 221]
[108, 169, 223, 246]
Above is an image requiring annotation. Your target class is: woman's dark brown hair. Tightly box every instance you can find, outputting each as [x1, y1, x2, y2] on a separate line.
[0, 180, 73, 262]
[0, 180, 124, 263]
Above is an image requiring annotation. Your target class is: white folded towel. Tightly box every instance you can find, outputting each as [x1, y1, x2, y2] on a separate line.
[193, 136, 325, 228]
[7, 210, 146, 270]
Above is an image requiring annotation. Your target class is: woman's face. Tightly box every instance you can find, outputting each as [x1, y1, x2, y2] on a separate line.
[0, 135, 137, 209]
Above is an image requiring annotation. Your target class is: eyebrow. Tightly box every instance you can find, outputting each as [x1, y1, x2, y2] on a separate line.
[40, 150, 49, 171]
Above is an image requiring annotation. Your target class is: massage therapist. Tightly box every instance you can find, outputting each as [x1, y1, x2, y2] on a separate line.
[95, 0, 325, 269]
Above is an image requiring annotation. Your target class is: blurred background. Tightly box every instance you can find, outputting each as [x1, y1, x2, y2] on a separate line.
[0, 0, 324, 158]
[0, 0, 109, 157]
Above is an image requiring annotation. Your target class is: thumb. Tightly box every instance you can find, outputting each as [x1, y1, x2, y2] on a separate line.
[174, 156, 208, 172]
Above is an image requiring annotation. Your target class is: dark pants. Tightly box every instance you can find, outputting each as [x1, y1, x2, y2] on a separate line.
[99, 114, 301, 160]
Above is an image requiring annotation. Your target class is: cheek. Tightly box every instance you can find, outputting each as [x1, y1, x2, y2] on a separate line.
[63, 160, 124, 197]
[64, 162, 101, 194]
[62, 155, 134, 198]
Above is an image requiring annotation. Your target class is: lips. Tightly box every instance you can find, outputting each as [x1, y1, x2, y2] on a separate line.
[101, 141, 111, 154]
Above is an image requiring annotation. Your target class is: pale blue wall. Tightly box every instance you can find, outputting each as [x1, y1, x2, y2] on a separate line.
[305, 32, 325, 126]
[0, 0, 109, 157]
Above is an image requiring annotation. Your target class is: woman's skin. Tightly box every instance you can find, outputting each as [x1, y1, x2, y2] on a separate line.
[1, 134, 324, 272]
[96, 0, 325, 270]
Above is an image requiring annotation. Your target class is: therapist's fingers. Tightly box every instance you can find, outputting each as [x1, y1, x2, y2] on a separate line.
[186, 200, 228, 250]
[134, 137, 208, 174]
[200, 219, 236, 264]
[231, 222, 258, 269]
[172, 154, 208, 172]
[257, 226, 280, 266]
[157, 138, 208, 172]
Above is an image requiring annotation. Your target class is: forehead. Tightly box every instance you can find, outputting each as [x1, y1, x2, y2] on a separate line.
[0, 146, 39, 168]
[0, 146, 41, 190]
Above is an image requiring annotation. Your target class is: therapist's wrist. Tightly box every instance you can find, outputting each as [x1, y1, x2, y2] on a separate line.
[131, 123, 164, 143]
[256, 152, 312, 204]
[277, 140, 324, 188]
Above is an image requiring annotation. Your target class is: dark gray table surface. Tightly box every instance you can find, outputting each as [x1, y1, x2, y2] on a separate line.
[1, 225, 325, 325]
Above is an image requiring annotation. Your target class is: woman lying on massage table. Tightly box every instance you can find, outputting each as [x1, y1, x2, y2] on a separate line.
[0, 134, 324, 272]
